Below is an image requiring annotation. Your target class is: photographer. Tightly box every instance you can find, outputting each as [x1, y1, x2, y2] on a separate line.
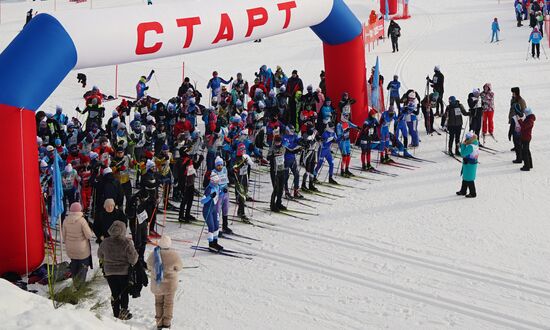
[427, 66, 445, 116]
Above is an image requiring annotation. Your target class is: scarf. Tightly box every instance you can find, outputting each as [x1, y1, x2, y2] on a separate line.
[154, 246, 164, 284]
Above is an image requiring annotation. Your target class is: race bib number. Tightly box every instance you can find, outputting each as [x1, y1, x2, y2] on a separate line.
[239, 164, 248, 176]
[137, 210, 148, 224]
[275, 155, 284, 166]
[187, 165, 196, 176]
[454, 108, 462, 116]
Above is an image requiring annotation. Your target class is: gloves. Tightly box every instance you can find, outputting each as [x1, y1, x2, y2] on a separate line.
[145, 86, 149, 90]
[75, 106, 81, 113]
[150, 69, 155, 75]
[210, 192, 217, 198]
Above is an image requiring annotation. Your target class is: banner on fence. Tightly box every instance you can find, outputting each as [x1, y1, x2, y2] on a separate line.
[363, 18, 385, 52]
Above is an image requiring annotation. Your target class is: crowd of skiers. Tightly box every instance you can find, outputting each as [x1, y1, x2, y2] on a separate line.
[35, 55, 537, 326]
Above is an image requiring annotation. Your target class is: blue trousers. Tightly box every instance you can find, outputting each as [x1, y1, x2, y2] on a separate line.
[491, 30, 499, 42]
[203, 202, 219, 234]
[314, 148, 334, 177]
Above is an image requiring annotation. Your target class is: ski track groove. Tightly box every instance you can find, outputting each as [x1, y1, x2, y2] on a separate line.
[246, 247, 549, 330]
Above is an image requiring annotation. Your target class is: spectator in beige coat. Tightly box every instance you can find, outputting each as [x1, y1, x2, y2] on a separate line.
[147, 235, 183, 330]
[63, 202, 93, 288]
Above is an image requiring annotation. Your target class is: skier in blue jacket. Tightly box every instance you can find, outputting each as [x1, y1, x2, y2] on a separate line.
[206, 71, 233, 98]
[529, 27, 543, 59]
[201, 172, 223, 251]
[491, 18, 500, 42]
[282, 126, 303, 198]
[314, 122, 340, 184]
[136, 70, 154, 100]
[336, 112, 358, 177]
[386, 75, 402, 111]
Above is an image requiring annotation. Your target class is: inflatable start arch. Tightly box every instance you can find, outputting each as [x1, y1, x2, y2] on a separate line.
[0, 0, 367, 275]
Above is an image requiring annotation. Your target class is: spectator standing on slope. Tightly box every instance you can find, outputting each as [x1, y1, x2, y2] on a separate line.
[491, 18, 500, 42]
[515, 2, 524, 27]
[456, 132, 479, 198]
[518, 107, 536, 171]
[427, 66, 445, 117]
[388, 20, 401, 52]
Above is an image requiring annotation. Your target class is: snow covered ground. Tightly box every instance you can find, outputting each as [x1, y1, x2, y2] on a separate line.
[1, 0, 550, 329]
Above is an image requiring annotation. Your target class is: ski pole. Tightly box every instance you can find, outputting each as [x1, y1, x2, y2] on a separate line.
[541, 43, 549, 59]
[192, 200, 213, 258]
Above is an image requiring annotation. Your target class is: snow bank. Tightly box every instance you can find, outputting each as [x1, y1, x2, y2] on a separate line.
[0, 279, 130, 330]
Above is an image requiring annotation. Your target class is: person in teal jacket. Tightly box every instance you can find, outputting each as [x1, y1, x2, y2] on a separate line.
[456, 132, 479, 198]
[529, 27, 543, 59]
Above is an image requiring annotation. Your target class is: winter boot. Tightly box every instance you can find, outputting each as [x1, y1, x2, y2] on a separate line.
[293, 188, 303, 199]
[328, 177, 338, 185]
[118, 309, 133, 320]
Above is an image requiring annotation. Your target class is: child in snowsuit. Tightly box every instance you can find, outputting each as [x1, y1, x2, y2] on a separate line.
[147, 235, 183, 330]
[491, 18, 500, 42]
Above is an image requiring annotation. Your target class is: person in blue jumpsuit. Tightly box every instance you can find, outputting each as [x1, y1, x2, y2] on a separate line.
[314, 122, 340, 184]
[201, 173, 223, 251]
[336, 112, 358, 177]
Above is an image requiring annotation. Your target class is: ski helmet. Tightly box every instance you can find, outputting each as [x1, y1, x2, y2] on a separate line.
[215, 156, 224, 167]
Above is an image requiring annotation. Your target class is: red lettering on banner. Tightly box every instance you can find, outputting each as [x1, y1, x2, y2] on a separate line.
[176, 17, 202, 49]
[277, 1, 297, 29]
[212, 13, 234, 44]
[136, 22, 164, 55]
[245, 7, 268, 37]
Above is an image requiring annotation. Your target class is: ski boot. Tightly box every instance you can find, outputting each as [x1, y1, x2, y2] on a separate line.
[270, 203, 280, 212]
[285, 189, 293, 199]
[345, 168, 354, 177]
[209, 239, 224, 252]
[313, 176, 321, 184]
[362, 163, 373, 171]
[239, 213, 251, 223]
[293, 188, 304, 199]
[301, 182, 309, 192]
[328, 177, 338, 185]
[340, 169, 349, 178]
[222, 216, 233, 234]
[277, 203, 287, 211]
[309, 182, 319, 192]
[403, 149, 413, 158]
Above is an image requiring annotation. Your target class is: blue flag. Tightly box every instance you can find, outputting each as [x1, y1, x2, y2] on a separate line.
[385, 0, 390, 21]
[371, 56, 380, 111]
[50, 151, 64, 227]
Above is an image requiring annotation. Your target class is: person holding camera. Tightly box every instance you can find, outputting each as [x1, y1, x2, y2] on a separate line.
[427, 66, 445, 117]
[388, 20, 401, 52]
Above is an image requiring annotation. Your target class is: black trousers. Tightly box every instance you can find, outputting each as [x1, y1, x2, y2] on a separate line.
[532, 43, 540, 58]
[178, 184, 195, 220]
[391, 36, 399, 52]
[435, 92, 444, 116]
[513, 134, 523, 161]
[270, 170, 285, 207]
[106, 274, 130, 317]
[448, 126, 461, 153]
[521, 140, 533, 169]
